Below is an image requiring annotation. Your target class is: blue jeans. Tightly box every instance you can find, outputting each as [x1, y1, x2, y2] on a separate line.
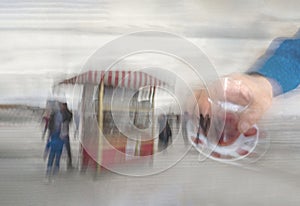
[46, 132, 64, 176]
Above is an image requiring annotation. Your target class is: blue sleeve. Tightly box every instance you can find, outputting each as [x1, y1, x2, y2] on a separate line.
[252, 38, 300, 96]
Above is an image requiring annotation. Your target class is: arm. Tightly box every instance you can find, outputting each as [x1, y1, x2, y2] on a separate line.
[191, 35, 300, 134]
[249, 38, 300, 96]
[234, 37, 300, 132]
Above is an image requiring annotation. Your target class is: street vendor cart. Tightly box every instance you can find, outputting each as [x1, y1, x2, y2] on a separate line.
[58, 70, 169, 173]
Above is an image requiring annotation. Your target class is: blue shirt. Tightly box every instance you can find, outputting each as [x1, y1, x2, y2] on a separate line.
[251, 35, 300, 96]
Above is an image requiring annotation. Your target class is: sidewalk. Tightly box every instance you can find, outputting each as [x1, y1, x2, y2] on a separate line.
[1, 117, 300, 206]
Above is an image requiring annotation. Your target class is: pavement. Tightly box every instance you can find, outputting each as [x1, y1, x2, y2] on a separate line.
[1, 110, 300, 206]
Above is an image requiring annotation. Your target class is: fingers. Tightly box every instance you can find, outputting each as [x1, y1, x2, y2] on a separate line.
[238, 107, 261, 133]
[187, 73, 272, 135]
[238, 95, 272, 133]
[236, 74, 273, 133]
[223, 79, 253, 107]
[206, 75, 252, 107]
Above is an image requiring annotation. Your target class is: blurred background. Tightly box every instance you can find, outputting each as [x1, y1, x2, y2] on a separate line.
[0, 1, 300, 206]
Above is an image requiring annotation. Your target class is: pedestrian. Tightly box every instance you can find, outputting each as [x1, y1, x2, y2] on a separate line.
[158, 114, 172, 152]
[182, 111, 189, 146]
[44, 101, 64, 181]
[60, 102, 73, 170]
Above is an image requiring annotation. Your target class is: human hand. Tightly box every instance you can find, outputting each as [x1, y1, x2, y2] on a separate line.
[188, 73, 273, 134]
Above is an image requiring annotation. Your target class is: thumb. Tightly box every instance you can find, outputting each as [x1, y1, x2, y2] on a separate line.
[238, 106, 262, 133]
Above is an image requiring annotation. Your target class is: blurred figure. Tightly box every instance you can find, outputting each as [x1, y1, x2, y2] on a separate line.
[181, 111, 189, 146]
[60, 102, 73, 170]
[194, 113, 210, 144]
[158, 114, 172, 152]
[44, 102, 64, 181]
[41, 110, 50, 140]
[73, 110, 80, 139]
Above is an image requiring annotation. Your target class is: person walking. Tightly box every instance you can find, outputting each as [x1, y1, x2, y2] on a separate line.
[60, 102, 73, 170]
[158, 114, 172, 152]
[44, 102, 64, 181]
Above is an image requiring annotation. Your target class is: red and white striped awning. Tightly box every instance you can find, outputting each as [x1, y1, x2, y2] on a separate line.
[59, 70, 167, 90]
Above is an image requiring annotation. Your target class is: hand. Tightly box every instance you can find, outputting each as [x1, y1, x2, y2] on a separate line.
[188, 73, 273, 134]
